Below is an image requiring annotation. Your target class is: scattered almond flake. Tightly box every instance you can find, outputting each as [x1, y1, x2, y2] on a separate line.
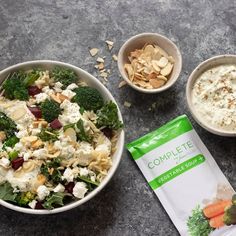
[89, 48, 99, 57]
[118, 80, 127, 88]
[96, 57, 104, 63]
[94, 65, 99, 69]
[100, 69, 106, 73]
[97, 63, 104, 70]
[100, 72, 108, 78]
[124, 101, 131, 108]
[107, 69, 111, 74]
[124, 43, 174, 90]
[112, 54, 118, 61]
[105, 40, 114, 50]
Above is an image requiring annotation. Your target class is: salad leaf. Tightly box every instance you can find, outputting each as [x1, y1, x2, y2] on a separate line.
[51, 67, 78, 89]
[2, 72, 29, 101]
[40, 158, 62, 183]
[76, 119, 92, 142]
[42, 192, 64, 209]
[0, 182, 17, 202]
[187, 205, 213, 236]
[0, 112, 17, 138]
[16, 191, 35, 206]
[77, 176, 99, 186]
[38, 128, 59, 142]
[23, 69, 41, 87]
[3, 135, 19, 149]
[96, 101, 123, 130]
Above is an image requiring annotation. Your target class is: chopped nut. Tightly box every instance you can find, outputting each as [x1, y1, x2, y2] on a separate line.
[21, 136, 38, 143]
[112, 54, 118, 61]
[124, 101, 132, 108]
[89, 48, 99, 57]
[97, 63, 104, 70]
[31, 139, 44, 149]
[58, 93, 68, 102]
[0, 131, 6, 142]
[33, 120, 48, 128]
[50, 94, 61, 103]
[118, 80, 127, 88]
[100, 72, 108, 78]
[96, 57, 104, 63]
[105, 40, 114, 50]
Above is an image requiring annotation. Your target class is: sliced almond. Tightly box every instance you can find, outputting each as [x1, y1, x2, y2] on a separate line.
[46, 150, 61, 158]
[96, 57, 104, 63]
[89, 48, 99, 57]
[168, 56, 175, 64]
[21, 136, 38, 143]
[0, 131, 6, 142]
[31, 139, 43, 149]
[64, 128, 77, 142]
[97, 63, 104, 70]
[112, 54, 118, 61]
[33, 120, 48, 128]
[157, 75, 168, 81]
[149, 79, 166, 88]
[118, 80, 127, 88]
[50, 94, 61, 103]
[124, 101, 131, 108]
[23, 161, 35, 172]
[11, 107, 26, 120]
[154, 45, 169, 58]
[58, 93, 68, 102]
[152, 60, 161, 73]
[100, 72, 108, 78]
[152, 48, 162, 60]
[105, 40, 114, 50]
[124, 64, 134, 81]
[157, 57, 169, 68]
[160, 63, 173, 76]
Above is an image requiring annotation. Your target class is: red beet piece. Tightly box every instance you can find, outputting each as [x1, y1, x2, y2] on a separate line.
[35, 201, 44, 209]
[11, 157, 24, 170]
[28, 106, 42, 119]
[28, 86, 42, 96]
[50, 119, 62, 129]
[65, 182, 75, 194]
[101, 128, 113, 139]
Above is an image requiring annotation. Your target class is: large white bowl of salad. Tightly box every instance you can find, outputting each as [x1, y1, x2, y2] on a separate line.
[0, 60, 124, 214]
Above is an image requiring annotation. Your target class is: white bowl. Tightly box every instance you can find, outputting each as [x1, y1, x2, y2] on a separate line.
[186, 54, 236, 136]
[0, 60, 125, 214]
[118, 33, 182, 93]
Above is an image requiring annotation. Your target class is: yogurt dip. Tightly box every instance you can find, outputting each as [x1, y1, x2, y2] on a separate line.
[192, 64, 236, 131]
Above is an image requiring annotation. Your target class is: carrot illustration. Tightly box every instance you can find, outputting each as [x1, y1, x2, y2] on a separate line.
[203, 200, 232, 218]
[209, 213, 225, 228]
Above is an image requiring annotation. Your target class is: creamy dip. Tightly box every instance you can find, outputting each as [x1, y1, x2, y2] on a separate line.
[192, 64, 236, 131]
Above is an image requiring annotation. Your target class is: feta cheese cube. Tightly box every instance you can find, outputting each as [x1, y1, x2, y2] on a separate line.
[73, 182, 88, 199]
[53, 183, 65, 193]
[37, 185, 50, 200]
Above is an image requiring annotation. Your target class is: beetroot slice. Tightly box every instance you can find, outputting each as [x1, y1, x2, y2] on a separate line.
[11, 157, 24, 170]
[35, 201, 44, 209]
[28, 86, 42, 96]
[50, 119, 62, 129]
[101, 128, 113, 139]
[65, 182, 75, 194]
[28, 106, 42, 119]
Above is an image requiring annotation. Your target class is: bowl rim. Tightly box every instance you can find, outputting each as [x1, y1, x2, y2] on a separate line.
[0, 60, 125, 214]
[186, 54, 236, 137]
[117, 32, 182, 94]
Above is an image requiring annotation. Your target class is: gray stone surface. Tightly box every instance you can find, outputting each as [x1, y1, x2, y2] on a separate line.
[0, 0, 235, 235]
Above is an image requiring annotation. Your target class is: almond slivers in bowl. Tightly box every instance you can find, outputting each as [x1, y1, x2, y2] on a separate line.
[124, 44, 175, 89]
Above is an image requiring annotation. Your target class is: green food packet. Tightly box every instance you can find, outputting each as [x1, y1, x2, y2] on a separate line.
[127, 115, 235, 236]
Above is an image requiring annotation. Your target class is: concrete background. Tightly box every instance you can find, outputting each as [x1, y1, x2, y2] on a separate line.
[0, 0, 235, 235]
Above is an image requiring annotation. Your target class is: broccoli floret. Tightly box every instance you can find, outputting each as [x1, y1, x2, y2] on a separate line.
[0, 112, 17, 138]
[51, 67, 78, 89]
[96, 101, 123, 130]
[71, 86, 104, 111]
[2, 72, 29, 101]
[16, 191, 35, 206]
[224, 204, 236, 226]
[40, 99, 61, 123]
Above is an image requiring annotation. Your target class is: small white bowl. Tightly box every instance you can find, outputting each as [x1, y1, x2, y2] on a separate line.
[118, 33, 182, 93]
[0, 60, 125, 214]
[186, 54, 236, 136]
